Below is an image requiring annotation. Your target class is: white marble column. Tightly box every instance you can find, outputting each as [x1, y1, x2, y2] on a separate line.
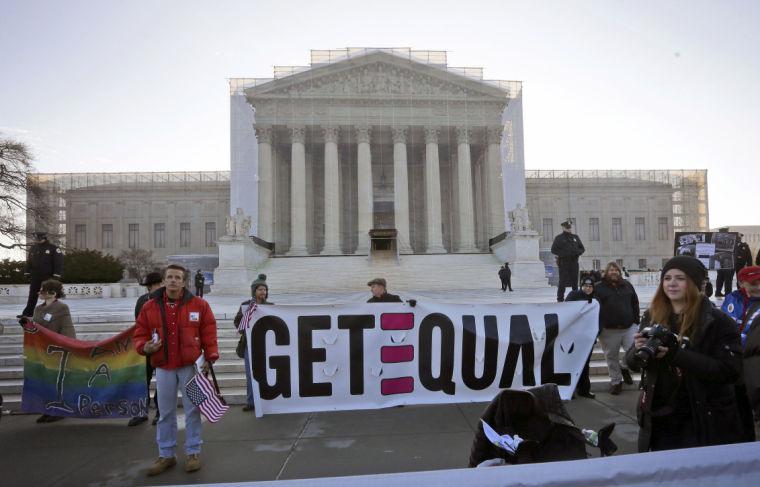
[254, 124, 274, 242]
[424, 126, 446, 253]
[456, 126, 477, 252]
[392, 126, 412, 253]
[355, 125, 373, 254]
[287, 125, 308, 255]
[322, 125, 341, 255]
[486, 126, 506, 237]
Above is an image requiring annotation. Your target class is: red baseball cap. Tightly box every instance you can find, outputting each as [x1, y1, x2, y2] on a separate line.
[738, 266, 760, 284]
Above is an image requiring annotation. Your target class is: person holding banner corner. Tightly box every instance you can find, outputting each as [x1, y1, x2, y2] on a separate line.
[367, 277, 402, 303]
[133, 264, 219, 476]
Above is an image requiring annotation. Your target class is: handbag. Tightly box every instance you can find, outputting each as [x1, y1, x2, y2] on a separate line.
[236, 334, 246, 359]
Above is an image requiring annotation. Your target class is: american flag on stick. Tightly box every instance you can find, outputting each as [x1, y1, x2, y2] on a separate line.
[238, 301, 258, 332]
[185, 370, 228, 423]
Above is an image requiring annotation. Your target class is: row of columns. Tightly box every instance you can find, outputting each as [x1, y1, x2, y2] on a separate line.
[255, 124, 505, 255]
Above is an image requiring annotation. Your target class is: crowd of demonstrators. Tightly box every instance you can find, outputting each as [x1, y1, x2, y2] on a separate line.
[626, 256, 746, 452]
[566, 276, 599, 399]
[133, 264, 219, 476]
[498, 263, 513, 292]
[128, 272, 164, 427]
[21, 279, 76, 424]
[18, 231, 63, 320]
[194, 269, 205, 298]
[722, 266, 760, 440]
[551, 220, 585, 302]
[367, 278, 402, 303]
[233, 274, 272, 413]
[595, 262, 640, 395]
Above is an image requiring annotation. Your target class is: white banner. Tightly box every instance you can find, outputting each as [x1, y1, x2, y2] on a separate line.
[246, 301, 599, 416]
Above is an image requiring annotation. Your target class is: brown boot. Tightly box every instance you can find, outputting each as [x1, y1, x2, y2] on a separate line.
[185, 454, 201, 473]
[147, 457, 176, 476]
[609, 383, 622, 395]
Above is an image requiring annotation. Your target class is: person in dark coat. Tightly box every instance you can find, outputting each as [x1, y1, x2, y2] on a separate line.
[595, 261, 640, 395]
[566, 276, 598, 399]
[625, 256, 745, 452]
[741, 281, 760, 438]
[551, 220, 585, 302]
[367, 278, 402, 303]
[498, 263, 513, 292]
[128, 272, 164, 426]
[194, 269, 205, 298]
[19, 231, 63, 319]
[233, 274, 273, 412]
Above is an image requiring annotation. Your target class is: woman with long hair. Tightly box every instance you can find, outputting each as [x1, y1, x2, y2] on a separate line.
[625, 256, 744, 451]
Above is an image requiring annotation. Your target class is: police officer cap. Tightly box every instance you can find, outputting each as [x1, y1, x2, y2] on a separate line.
[561, 220, 572, 229]
[33, 231, 47, 239]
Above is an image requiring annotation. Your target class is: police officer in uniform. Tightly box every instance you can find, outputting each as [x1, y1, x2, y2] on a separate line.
[551, 220, 585, 302]
[19, 231, 63, 319]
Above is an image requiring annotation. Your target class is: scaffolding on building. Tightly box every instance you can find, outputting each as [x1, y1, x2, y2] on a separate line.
[524, 169, 709, 233]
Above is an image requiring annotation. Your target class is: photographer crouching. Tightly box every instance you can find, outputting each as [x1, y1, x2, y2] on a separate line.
[625, 256, 746, 452]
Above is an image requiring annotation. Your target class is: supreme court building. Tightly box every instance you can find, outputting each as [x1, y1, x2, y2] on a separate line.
[230, 48, 526, 256]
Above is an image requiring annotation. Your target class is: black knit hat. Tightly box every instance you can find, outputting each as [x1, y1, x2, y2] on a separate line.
[660, 256, 706, 289]
[141, 271, 163, 287]
[251, 274, 268, 293]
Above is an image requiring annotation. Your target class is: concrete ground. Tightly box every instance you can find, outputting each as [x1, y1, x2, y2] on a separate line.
[0, 389, 640, 487]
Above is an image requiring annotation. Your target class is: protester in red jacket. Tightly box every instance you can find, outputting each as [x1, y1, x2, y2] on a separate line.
[133, 265, 218, 476]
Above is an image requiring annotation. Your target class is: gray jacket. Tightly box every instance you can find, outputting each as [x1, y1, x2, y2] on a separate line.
[33, 300, 76, 338]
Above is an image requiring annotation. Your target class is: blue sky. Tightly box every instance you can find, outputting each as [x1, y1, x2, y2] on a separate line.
[1, 0, 758, 228]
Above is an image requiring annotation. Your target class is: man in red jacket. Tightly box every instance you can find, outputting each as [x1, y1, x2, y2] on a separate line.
[133, 264, 219, 476]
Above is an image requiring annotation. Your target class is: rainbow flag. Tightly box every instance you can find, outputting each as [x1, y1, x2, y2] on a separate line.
[22, 323, 148, 419]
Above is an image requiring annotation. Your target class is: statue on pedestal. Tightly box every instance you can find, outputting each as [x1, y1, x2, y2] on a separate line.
[226, 208, 251, 238]
[510, 204, 532, 233]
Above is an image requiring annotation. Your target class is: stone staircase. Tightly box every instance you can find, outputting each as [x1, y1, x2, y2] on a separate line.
[0, 319, 635, 413]
[248, 253, 547, 294]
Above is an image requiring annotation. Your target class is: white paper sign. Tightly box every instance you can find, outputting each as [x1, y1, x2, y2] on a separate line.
[246, 301, 599, 416]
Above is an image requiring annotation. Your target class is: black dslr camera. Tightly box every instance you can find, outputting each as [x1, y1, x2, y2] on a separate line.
[634, 324, 678, 367]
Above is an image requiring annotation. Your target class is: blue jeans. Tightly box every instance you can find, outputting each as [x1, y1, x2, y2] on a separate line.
[155, 365, 202, 458]
[244, 347, 254, 407]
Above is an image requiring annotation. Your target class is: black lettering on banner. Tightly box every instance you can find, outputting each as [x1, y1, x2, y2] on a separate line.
[541, 313, 571, 385]
[499, 315, 536, 388]
[298, 316, 332, 397]
[251, 316, 291, 399]
[461, 315, 499, 390]
[418, 313, 456, 395]
[87, 363, 111, 387]
[46, 345, 74, 413]
[338, 315, 375, 395]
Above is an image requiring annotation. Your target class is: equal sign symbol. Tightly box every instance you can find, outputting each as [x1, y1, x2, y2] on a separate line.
[379, 313, 415, 395]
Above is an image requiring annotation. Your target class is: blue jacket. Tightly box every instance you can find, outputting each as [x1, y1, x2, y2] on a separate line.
[721, 289, 760, 345]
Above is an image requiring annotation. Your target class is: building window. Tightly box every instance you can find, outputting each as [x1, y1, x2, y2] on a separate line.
[592, 259, 601, 271]
[589, 218, 600, 241]
[635, 217, 646, 241]
[74, 224, 86, 249]
[102, 224, 113, 249]
[542, 218, 553, 242]
[638, 258, 647, 270]
[658, 217, 669, 240]
[128, 224, 139, 249]
[612, 218, 623, 241]
[616, 258, 624, 268]
[180, 222, 191, 248]
[205, 222, 216, 247]
[154, 223, 165, 249]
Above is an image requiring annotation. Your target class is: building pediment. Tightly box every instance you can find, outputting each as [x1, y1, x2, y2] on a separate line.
[246, 51, 509, 101]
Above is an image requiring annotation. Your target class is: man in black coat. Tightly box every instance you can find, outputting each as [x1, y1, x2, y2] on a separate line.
[19, 231, 63, 319]
[551, 220, 585, 302]
[367, 277, 402, 303]
[194, 269, 205, 298]
[498, 263, 513, 292]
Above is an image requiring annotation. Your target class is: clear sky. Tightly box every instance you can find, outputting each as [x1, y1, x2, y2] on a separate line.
[1, 0, 758, 229]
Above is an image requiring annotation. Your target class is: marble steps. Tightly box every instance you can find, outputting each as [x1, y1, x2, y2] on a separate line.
[253, 254, 545, 294]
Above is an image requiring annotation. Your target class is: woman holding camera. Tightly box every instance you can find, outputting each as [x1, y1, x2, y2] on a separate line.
[625, 256, 744, 451]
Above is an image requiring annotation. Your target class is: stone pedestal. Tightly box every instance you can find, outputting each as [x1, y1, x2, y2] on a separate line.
[490, 230, 546, 284]
[212, 236, 271, 294]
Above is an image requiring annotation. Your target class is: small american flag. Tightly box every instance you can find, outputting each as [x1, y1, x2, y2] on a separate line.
[237, 301, 258, 332]
[185, 372, 228, 423]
